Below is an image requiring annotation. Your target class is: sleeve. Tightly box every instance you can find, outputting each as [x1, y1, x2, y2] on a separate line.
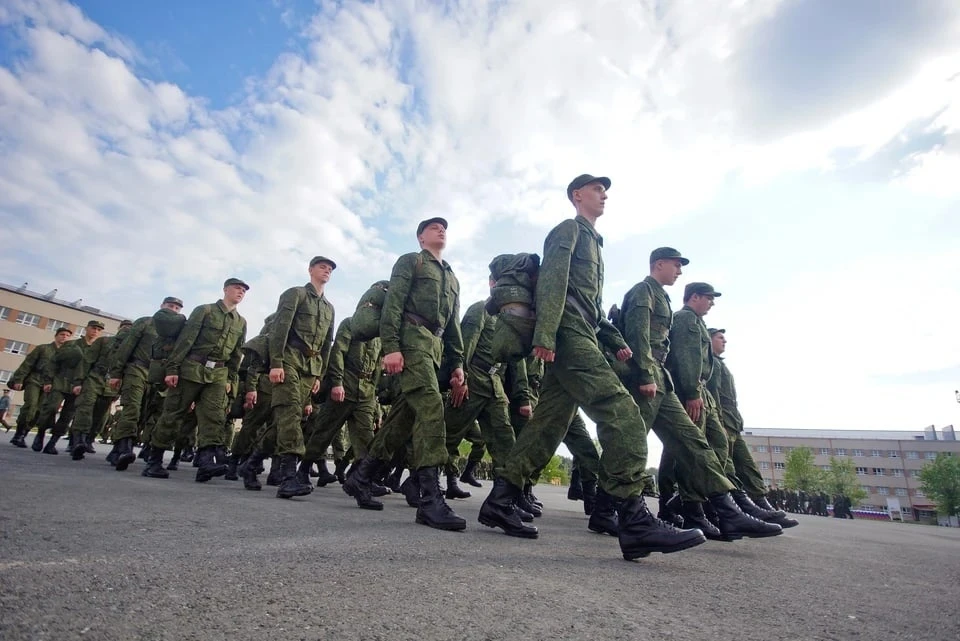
[442, 281, 465, 373]
[327, 318, 352, 388]
[269, 288, 300, 370]
[596, 318, 628, 352]
[319, 305, 335, 380]
[507, 358, 531, 405]
[245, 349, 265, 390]
[718, 362, 745, 432]
[11, 345, 41, 385]
[166, 305, 207, 376]
[226, 319, 246, 390]
[667, 312, 702, 400]
[531, 220, 578, 351]
[109, 319, 145, 378]
[459, 303, 485, 370]
[40, 346, 58, 386]
[74, 340, 102, 386]
[380, 255, 415, 355]
[622, 286, 655, 385]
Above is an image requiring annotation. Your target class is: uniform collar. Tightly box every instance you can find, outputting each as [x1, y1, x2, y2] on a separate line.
[574, 215, 603, 247]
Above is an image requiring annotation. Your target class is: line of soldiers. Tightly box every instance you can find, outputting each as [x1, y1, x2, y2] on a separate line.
[7, 172, 798, 562]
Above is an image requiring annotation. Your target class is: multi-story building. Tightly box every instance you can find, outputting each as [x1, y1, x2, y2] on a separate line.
[742, 427, 960, 522]
[0, 282, 126, 417]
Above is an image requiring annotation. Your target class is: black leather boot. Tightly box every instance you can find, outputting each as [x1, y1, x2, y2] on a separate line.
[385, 465, 404, 493]
[138, 443, 151, 461]
[166, 447, 181, 471]
[277, 454, 313, 499]
[10, 424, 29, 448]
[295, 459, 315, 490]
[525, 484, 543, 509]
[752, 495, 798, 528]
[445, 473, 471, 499]
[709, 492, 783, 539]
[42, 434, 61, 455]
[105, 444, 119, 466]
[581, 480, 598, 515]
[195, 446, 228, 482]
[31, 428, 46, 452]
[315, 459, 338, 487]
[265, 456, 282, 486]
[478, 478, 539, 538]
[680, 500, 728, 541]
[618, 496, 707, 561]
[657, 492, 685, 528]
[180, 446, 195, 463]
[415, 467, 466, 531]
[732, 489, 782, 521]
[71, 432, 88, 460]
[516, 487, 542, 518]
[224, 454, 240, 481]
[587, 488, 619, 536]
[334, 458, 349, 485]
[341, 456, 384, 510]
[459, 460, 483, 488]
[399, 472, 420, 507]
[84, 436, 96, 454]
[567, 467, 583, 501]
[141, 447, 169, 478]
[114, 437, 137, 471]
[238, 450, 266, 491]
[370, 479, 392, 497]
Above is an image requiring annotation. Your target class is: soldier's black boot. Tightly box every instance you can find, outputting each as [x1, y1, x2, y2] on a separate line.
[42, 434, 61, 455]
[516, 486, 542, 518]
[526, 484, 543, 509]
[141, 447, 169, 478]
[618, 496, 707, 561]
[194, 446, 227, 482]
[114, 437, 137, 471]
[657, 492, 685, 528]
[385, 465, 404, 493]
[680, 500, 728, 541]
[567, 467, 583, 501]
[84, 436, 96, 454]
[732, 489, 782, 521]
[11, 424, 29, 448]
[105, 443, 119, 466]
[334, 458, 349, 485]
[166, 447, 181, 471]
[459, 460, 483, 488]
[478, 478, 539, 539]
[445, 473, 472, 500]
[342, 456, 384, 510]
[224, 453, 240, 481]
[415, 467, 466, 531]
[265, 456, 282, 486]
[138, 444, 150, 461]
[748, 493, 798, 528]
[294, 459, 315, 492]
[239, 450, 266, 491]
[31, 428, 47, 452]
[277, 454, 313, 499]
[588, 488, 619, 536]
[180, 446, 195, 463]
[71, 433, 88, 460]
[709, 492, 783, 539]
[399, 471, 420, 507]
[315, 459, 338, 487]
[582, 480, 598, 516]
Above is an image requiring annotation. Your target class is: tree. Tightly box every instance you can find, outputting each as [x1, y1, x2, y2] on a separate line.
[540, 454, 569, 485]
[919, 453, 960, 518]
[783, 447, 824, 494]
[825, 456, 867, 504]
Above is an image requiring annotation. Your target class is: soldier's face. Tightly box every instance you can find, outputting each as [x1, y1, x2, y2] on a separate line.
[657, 259, 683, 285]
[309, 262, 334, 283]
[161, 302, 183, 313]
[689, 294, 714, 316]
[418, 223, 446, 250]
[711, 332, 726, 355]
[54, 331, 71, 346]
[86, 327, 103, 340]
[574, 183, 607, 217]
[224, 285, 246, 305]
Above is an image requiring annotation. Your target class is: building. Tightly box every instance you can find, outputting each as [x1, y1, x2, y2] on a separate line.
[0, 282, 126, 418]
[742, 427, 960, 522]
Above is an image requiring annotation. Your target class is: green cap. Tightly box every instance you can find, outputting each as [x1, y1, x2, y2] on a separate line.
[309, 256, 337, 270]
[417, 217, 448, 236]
[119, 319, 134, 328]
[162, 296, 184, 307]
[87, 320, 105, 330]
[650, 247, 689, 266]
[55, 327, 73, 335]
[223, 278, 250, 291]
[684, 282, 722, 299]
[708, 328, 726, 335]
[566, 174, 611, 202]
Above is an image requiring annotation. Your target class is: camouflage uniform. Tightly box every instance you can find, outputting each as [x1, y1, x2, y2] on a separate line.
[9, 341, 57, 439]
[708, 356, 765, 497]
[109, 315, 159, 442]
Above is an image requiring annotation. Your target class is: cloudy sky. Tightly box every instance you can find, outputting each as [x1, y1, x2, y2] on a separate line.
[2, 0, 959, 461]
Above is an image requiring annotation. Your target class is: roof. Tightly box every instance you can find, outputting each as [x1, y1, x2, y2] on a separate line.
[742, 427, 956, 442]
[0, 281, 128, 322]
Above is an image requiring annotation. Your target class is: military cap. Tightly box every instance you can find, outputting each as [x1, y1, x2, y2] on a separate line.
[119, 319, 134, 328]
[55, 327, 73, 335]
[417, 217, 448, 236]
[684, 282, 722, 299]
[708, 328, 726, 336]
[223, 277, 250, 291]
[649, 247, 690, 266]
[566, 174, 611, 202]
[87, 320, 106, 330]
[163, 296, 184, 307]
[309, 256, 337, 270]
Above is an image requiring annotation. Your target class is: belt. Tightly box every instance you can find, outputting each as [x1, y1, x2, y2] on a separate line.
[565, 295, 600, 334]
[651, 348, 668, 365]
[471, 355, 501, 376]
[187, 353, 225, 369]
[288, 335, 320, 358]
[404, 311, 444, 337]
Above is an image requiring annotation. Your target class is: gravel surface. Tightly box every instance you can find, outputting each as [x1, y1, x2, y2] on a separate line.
[1, 443, 958, 641]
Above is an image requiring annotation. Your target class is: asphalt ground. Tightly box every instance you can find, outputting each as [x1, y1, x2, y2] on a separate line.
[1, 442, 958, 641]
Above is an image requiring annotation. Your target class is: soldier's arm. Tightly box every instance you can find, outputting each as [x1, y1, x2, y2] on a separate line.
[269, 288, 300, 370]
[719, 361, 744, 431]
[319, 305, 335, 380]
[531, 220, 578, 351]
[166, 305, 206, 376]
[11, 345, 41, 385]
[459, 303, 485, 369]
[442, 284, 464, 373]
[668, 312, 702, 400]
[507, 358, 531, 405]
[40, 346, 59, 386]
[245, 349, 264, 390]
[622, 287, 656, 385]
[380, 255, 415, 355]
[109, 319, 145, 378]
[226, 320, 247, 391]
[327, 318, 352, 388]
[597, 318, 629, 352]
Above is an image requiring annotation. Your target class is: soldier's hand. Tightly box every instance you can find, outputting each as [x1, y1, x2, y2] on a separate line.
[72, 385, 82, 395]
[450, 368, 465, 388]
[637, 383, 657, 398]
[244, 391, 257, 410]
[109, 378, 122, 391]
[684, 398, 703, 423]
[533, 346, 555, 362]
[518, 404, 533, 418]
[615, 347, 633, 361]
[383, 352, 404, 375]
[450, 382, 469, 408]
[304, 404, 313, 417]
[165, 375, 179, 388]
[225, 383, 232, 395]
[330, 386, 346, 403]
[312, 378, 321, 395]
[42, 384, 52, 393]
[11, 383, 23, 391]
[269, 368, 285, 384]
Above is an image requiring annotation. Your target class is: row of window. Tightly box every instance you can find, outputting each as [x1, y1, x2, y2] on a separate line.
[754, 444, 938, 460]
[861, 487, 924, 497]
[0, 306, 78, 333]
[758, 461, 923, 479]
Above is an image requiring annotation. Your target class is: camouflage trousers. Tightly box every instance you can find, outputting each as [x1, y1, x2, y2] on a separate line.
[442, 389, 513, 478]
[303, 396, 376, 462]
[257, 366, 314, 457]
[149, 379, 228, 450]
[70, 378, 113, 438]
[37, 389, 77, 438]
[729, 428, 765, 497]
[14, 383, 43, 434]
[112, 365, 148, 441]
[232, 386, 273, 458]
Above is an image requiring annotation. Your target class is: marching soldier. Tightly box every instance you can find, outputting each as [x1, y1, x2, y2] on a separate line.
[8, 327, 71, 448]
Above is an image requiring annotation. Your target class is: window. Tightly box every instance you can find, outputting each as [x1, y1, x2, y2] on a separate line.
[77, 326, 86, 337]
[915, 489, 925, 498]
[924, 452, 936, 460]
[906, 451, 918, 459]
[862, 486, 872, 494]
[873, 468, 885, 476]
[15, 312, 40, 327]
[836, 448, 846, 456]
[821, 465, 830, 471]
[892, 469, 903, 477]
[773, 446, 782, 453]
[853, 449, 864, 457]
[759, 461, 769, 470]
[888, 450, 899, 458]
[48, 319, 69, 333]
[895, 488, 907, 497]
[756, 445, 767, 453]
[3, 341, 28, 355]
[878, 487, 889, 496]
[0, 370, 12, 384]
[774, 462, 785, 470]
[911, 470, 921, 478]
[820, 448, 830, 456]
[0, 306, 9, 320]
[871, 449, 881, 457]
[856, 467, 867, 475]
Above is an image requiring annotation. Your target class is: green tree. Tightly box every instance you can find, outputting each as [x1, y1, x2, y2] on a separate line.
[783, 446, 824, 493]
[825, 456, 867, 504]
[919, 453, 960, 518]
[540, 454, 569, 485]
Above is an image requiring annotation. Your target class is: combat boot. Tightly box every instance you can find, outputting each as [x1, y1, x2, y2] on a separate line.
[166, 447, 181, 471]
[42, 435, 61, 455]
[105, 443, 119, 466]
[137, 444, 150, 461]
[84, 437, 96, 454]
[459, 460, 483, 488]
[709, 492, 783, 539]
[732, 489, 783, 522]
[415, 467, 466, 531]
[277, 454, 313, 499]
[752, 495, 798, 528]
[315, 459, 338, 487]
[71, 433, 88, 460]
[516, 487, 542, 518]
[239, 450, 266, 491]
[195, 446, 228, 482]
[265, 456, 282, 486]
[141, 447, 169, 478]
[295, 459, 315, 491]
[341, 456, 383, 510]
[680, 500, 728, 541]
[114, 438, 137, 471]
[384, 465, 404, 493]
[11, 424, 29, 448]
[334, 458, 349, 485]
[618, 496, 707, 561]
[31, 428, 46, 452]
[581, 480, 598, 516]
[567, 467, 583, 501]
[399, 472, 420, 507]
[180, 446, 195, 463]
[445, 473, 472, 500]
[224, 453, 240, 481]
[370, 480, 392, 497]
[587, 488, 619, 536]
[525, 484, 543, 509]
[657, 492, 685, 529]
[478, 478, 539, 539]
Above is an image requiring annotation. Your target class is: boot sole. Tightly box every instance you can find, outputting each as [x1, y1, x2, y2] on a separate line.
[732, 528, 783, 539]
[416, 515, 467, 531]
[115, 454, 137, 471]
[141, 471, 170, 478]
[478, 513, 539, 539]
[445, 492, 472, 500]
[622, 533, 707, 560]
[588, 523, 619, 537]
[356, 501, 384, 510]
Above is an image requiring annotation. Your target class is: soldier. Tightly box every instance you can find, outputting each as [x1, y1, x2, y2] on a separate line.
[344, 217, 467, 532]
[456, 423, 486, 488]
[254, 256, 336, 499]
[108, 297, 184, 471]
[142, 279, 248, 481]
[479, 174, 706, 560]
[232, 314, 276, 487]
[615, 251, 780, 540]
[34, 320, 104, 454]
[708, 328, 797, 528]
[0, 390, 10, 432]
[8, 327, 70, 448]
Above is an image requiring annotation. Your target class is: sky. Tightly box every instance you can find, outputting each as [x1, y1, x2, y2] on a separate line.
[1, 0, 959, 464]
